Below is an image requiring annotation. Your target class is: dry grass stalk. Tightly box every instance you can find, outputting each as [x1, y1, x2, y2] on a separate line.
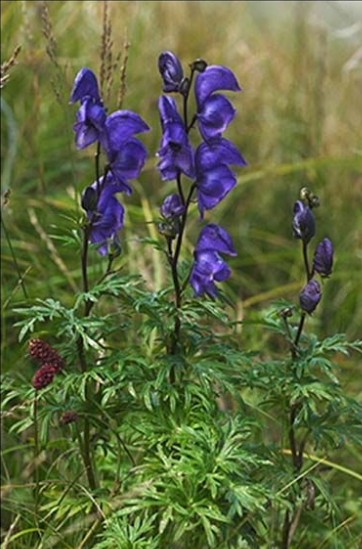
[0, 45, 22, 88]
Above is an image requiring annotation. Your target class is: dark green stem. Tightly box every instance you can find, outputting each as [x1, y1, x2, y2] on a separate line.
[1, 213, 29, 300]
[283, 238, 312, 546]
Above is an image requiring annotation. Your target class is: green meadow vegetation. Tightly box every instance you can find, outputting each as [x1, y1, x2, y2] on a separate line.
[1, 1, 361, 548]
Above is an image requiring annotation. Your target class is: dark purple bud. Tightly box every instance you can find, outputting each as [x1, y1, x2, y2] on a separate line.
[300, 279, 322, 314]
[190, 58, 208, 73]
[160, 194, 185, 219]
[81, 186, 98, 212]
[179, 77, 190, 97]
[292, 200, 316, 243]
[158, 51, 184, 93]
[313, 238, 334, 277]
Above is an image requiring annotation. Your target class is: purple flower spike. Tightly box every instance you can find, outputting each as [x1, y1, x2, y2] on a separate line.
[300, 279, 322, 314]
[293, 200, 316, 244]
[160, 194, 185, 219]
[158, 51, 184, 93]
[70, 67, 102, 103]
[313, 238, 334, 277]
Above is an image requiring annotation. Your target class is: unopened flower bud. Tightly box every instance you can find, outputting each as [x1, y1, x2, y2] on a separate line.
[292, 200, 316, 244]
[313, 238, 334, 277]
[81, 186, 98, 213]
[158, 221, 179, 239]
[160, 193, 185, 219]
[300, 187, 320, 209]
[179, 77, 190, 97]
[158, 51, 184, 93]
[190, 58, 208, 73]
[300, 279, 322, 314]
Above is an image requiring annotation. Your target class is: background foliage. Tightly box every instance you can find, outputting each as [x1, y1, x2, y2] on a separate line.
[1, 1, 361, 548]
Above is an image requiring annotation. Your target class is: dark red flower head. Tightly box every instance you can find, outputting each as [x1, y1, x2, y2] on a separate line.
[32, 364, 58, 390]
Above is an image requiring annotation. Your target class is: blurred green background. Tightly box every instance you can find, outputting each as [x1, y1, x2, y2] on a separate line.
[1, 0, 361, 361]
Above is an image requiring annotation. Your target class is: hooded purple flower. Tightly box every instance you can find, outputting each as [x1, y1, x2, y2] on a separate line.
[160, 193, 185, 219]
[158, 51, 184, 93]
[82, 175, 125, 256]
[190, 224, 236, 297]
[70, 67, 102, 103]
[195, 138, 247, 216]
[195, 65, 241, 142]
[70, 68, 107, 149]
[313, 238, 334, 277]
[300, 279, 322, 314]
[157, 96, 195, 180]
[293, 200, 316, 244]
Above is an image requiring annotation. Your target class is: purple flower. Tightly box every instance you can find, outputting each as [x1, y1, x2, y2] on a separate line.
[313, 238, 334, 277]
[70, 68, 107, 149]
[70, 67, 102, 103]
[160, 193, 185, 219]
[157, 96, 195, 180]
[73, 98, 107, 149]
[196, 223, 237, 256]
[101, 110, 150, 157]
[293, 200, 316, 244]
[82, 176, 125, 256]
[190, 224, 236, 297]
[300, 279, 322, 314]
[158, 51, 184, 93]
[195, 65, 241, 141]
[195, 139, 246, 216]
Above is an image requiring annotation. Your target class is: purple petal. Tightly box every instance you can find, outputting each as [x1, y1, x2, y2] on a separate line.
[195, 65, 241, 107]
[158, 95, 183, 127]
[197, 94, 236, 141]
[196, 139, 247, 171]
[102, 110, 150, 155]
[197, 165, 237, 214]
[196, 224, 237, 256]
[190, 250, 232, 297]
[74, 123, 99, 149]
[109, 138, 147, 187]
[70, 67, 101, 103]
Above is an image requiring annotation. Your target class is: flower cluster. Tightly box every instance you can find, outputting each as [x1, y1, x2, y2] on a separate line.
[292, 191, 334, 314]
[29, 338, 64, 390]
[70, 68, 149, 255]
[158, 52, 246, 296]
